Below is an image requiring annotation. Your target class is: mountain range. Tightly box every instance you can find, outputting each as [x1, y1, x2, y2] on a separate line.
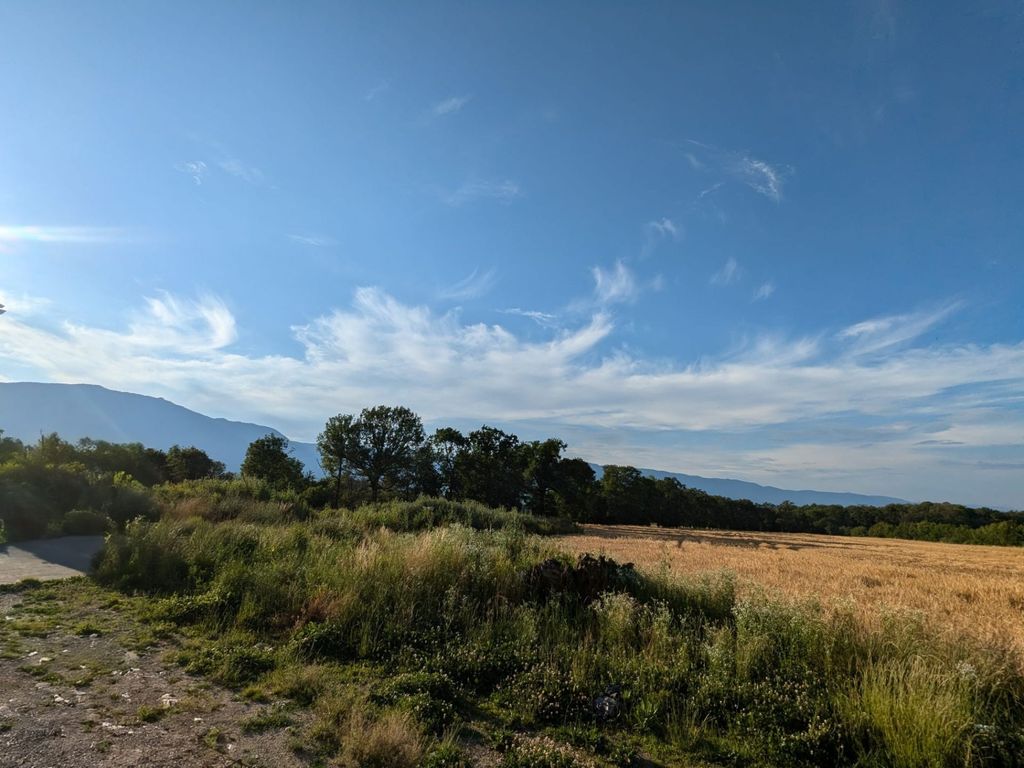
[0, 382, 906, 507]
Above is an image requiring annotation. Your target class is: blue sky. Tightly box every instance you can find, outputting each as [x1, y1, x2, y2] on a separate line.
[1, 1, 1022, 508]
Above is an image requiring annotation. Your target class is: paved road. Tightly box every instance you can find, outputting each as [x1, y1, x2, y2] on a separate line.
[0, 536, 105, 584]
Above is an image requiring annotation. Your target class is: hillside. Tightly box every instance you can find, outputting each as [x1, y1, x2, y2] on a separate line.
[0, 381, 903, 506]
[0, 382, 321, 472]
[633, 467, 905, 507]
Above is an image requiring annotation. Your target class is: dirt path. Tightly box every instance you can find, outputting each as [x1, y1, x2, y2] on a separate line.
[0, 536, 105, 585]
[0, 581, 310, 768]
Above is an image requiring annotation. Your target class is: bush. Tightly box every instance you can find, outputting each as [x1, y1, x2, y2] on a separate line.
[336, 710, 424, 768]
[372, 671, 460, 734]
[335, 496, 578, 536]
[422, 741, 471, 768]
[60, 509, 111, 536]
[178, 633, 277, 688]
[499, 734, 599, 768]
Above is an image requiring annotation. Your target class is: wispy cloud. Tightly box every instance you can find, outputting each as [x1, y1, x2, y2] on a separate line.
[136, 293, 237, 352]
[710, 257, 741, 285]
[592, 260, 638, 304]
[502, 308, 560, 328]
[733, 156, 785, 202]
[686, 140, 790, 203]
[218, 158, 265, 185]
[438, 268, 497, 300]
[288, 234, 337, 248]
[432, 95, 471, 116]
[0, 289, 51, 317]
[697, 182, 723, 200]
[0, 226, 129, 245]
[753, 281, 775, 300]
[646, 218, 679, 239]
[176, 151, 265, 187]
[641, 218, 681, 258]
[443, 179, 521, 206]
[175, 160, 207, 185]
[838, 301, 963, 355]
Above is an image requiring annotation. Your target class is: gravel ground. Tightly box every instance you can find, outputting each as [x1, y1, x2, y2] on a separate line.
[0, 583, 311, 768]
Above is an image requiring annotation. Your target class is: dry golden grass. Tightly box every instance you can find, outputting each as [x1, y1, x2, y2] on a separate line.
[557, 525, 1024, 653]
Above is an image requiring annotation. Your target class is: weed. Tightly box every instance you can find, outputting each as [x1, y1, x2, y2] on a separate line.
[136, 705, 165, 723]
[241, 704, 293, 733]
[336, 710, 424, 768]
[422, 739, 472, 767]
[72, 620, 103, 636]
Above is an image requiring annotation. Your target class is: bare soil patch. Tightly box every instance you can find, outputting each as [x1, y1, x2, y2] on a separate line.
[0, 580, 309, 768]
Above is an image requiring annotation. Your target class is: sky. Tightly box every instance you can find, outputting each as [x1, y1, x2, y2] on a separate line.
[0, 1, 1022, 508]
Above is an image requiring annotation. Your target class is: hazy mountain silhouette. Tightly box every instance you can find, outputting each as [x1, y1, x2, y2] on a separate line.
[0, 382, 321, 472]
[593, 465, 905, 507]
[0, 382, 904, 506]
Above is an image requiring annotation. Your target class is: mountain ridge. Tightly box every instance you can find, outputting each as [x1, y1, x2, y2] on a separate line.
[0, 381, 906, 507]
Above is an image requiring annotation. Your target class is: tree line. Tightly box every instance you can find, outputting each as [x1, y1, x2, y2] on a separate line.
[244, 406, 1024, 545]
[2, 406, 1022, 546]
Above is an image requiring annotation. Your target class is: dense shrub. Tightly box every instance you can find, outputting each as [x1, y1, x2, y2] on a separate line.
[337, 497, 577, 536]
[59, 509, 112, 536]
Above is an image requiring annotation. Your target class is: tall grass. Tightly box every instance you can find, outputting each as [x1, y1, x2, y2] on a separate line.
[153, 484, 575, 535]
[94, 516, 1024, 766]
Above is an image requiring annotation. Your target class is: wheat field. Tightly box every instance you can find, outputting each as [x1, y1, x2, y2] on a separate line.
[557, 525, 1024, 653]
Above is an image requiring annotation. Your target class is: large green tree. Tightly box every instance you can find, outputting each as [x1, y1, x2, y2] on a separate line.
[318, 414, 357, 508]
[551, 457, 597, 518]
[165, 445, 226, 482]
[429, 427, 467, 500]
[32, 433, 78, 466]
[241, 433, 306, 489]
[521, 438, 566, 516]
[350, 405, 425, 502]
[457, 426, 525, 509]
[597, 465, 657, 524]
[318, 407, 427, 504]
[76, 439, 167, 486]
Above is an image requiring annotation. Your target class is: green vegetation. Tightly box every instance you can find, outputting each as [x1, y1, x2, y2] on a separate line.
[2, 409, 1021, 547]
[240, 433, 307, 489]
[0, 429, 220, 540]
[89, 509, 1024, 767]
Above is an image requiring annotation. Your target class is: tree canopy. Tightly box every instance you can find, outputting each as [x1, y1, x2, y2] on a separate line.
[241, 433, 306, 489]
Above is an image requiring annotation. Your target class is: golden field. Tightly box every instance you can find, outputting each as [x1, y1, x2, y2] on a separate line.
[558, 524, 1024, 653]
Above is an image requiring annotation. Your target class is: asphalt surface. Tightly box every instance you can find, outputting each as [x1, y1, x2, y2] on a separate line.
[0, 536, 105, 584]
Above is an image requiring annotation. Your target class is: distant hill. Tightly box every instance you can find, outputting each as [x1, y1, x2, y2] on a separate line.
[623, 467, 905, 507]
[0, 382, 904, 507]
[0, 382, 321, 472]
